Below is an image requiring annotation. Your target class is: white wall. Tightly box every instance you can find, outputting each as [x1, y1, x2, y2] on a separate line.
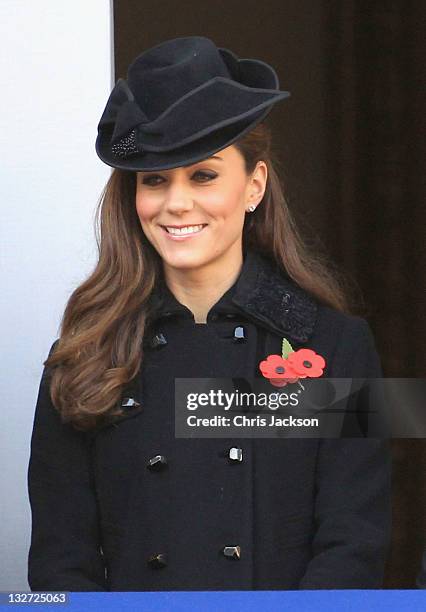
[0, 0, 113, 590]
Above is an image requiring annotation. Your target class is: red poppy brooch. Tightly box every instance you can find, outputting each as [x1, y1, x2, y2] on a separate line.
[259, 338, 326, 388]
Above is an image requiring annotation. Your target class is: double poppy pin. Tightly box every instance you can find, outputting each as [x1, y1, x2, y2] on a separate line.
[259, 338, 326, 388]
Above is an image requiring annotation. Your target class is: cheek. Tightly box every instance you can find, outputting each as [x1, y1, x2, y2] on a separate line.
[207, 185, 246, 220]
[135, 193, 158, 223]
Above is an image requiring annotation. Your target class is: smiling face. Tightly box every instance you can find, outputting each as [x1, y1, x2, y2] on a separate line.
[135, 144, 267, 273]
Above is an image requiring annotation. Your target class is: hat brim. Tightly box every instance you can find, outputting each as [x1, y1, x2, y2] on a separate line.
[95, 51, 290, 171]
[97, 104, 273, 172]
[96, 101, 285, 172]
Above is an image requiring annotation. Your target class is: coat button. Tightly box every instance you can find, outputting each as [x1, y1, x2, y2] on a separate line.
[146, 455, 168, 470]
[222, 546, 241, 559]
[150, 332, 168, 348]
[121, 397, 141, 409]
[228, 447, 243, 462]
[147, 553, 168, 568]
[233, 326, 246, 342]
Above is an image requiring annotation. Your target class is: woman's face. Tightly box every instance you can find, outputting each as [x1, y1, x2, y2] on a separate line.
[135, 144, 267, 271]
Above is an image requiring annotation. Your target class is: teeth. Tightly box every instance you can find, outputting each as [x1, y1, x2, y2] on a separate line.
[165, 224, 204, 235]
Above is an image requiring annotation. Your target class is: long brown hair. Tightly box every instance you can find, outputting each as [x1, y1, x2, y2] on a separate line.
[46, 121, 359, 431]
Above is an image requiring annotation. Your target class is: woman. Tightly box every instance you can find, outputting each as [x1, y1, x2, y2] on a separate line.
[27, 36, 391, 591]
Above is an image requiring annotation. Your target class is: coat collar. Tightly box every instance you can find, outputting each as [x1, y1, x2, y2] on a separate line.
[147, 249, 318, 343]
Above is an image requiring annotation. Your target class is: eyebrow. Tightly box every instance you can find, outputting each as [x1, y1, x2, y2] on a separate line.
[192, 155, 223, 164]
[178, 155, 224, 169]
[138, 156, 224, 175]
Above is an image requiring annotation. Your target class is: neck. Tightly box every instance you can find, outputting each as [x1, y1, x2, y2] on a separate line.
[162, 245, 244, 323]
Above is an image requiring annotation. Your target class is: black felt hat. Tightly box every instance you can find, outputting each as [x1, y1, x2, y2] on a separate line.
[95, 36, 291, 171]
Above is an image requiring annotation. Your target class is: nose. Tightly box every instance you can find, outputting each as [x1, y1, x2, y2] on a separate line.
[164, 179, 195, 214]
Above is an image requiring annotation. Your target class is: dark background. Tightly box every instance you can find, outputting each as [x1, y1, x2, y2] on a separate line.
[113, 0, 425, 588]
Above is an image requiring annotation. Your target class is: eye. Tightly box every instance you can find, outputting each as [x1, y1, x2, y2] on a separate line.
[142, 175, 163, 186]
[141, 170, 217, 186]
[193, 170, 217, 182]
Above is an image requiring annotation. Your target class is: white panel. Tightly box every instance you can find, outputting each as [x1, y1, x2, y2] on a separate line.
[0, 0, 113, 590]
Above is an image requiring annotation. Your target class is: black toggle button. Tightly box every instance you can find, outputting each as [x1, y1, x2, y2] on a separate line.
[222, 545, 241, 559]
[146, 455, 168, 471]
[147, 553, 168, 568]
[150, 332, 168, 348]
[233, 326, 246, 342]
[121, 397, 141, 409]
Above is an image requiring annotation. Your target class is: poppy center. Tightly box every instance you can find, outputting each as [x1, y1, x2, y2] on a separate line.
[303, 360, 312, 368]
[275, 366, 285, 374]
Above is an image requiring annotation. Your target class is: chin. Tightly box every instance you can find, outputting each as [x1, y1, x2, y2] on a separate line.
[160, 248, 211, 270]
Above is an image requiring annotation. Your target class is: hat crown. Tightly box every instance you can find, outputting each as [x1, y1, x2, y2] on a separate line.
[127, 36, 232, 119]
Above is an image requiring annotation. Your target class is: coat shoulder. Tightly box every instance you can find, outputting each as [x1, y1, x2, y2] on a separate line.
[311, 304, 382, 377]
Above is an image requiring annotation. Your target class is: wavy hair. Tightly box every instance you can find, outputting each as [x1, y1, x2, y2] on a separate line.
[46, 121, 359, 431]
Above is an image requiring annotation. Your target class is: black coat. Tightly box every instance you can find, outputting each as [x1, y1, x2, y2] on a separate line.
[27, 249, 392, 591]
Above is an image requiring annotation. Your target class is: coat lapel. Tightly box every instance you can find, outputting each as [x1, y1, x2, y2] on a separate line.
[230, 249, 318, 343]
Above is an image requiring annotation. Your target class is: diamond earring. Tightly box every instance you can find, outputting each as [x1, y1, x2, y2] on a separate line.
[247, 205, 256, 212]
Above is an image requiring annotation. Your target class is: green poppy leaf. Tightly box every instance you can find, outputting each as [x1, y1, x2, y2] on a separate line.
[281, 337, 294, 359]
